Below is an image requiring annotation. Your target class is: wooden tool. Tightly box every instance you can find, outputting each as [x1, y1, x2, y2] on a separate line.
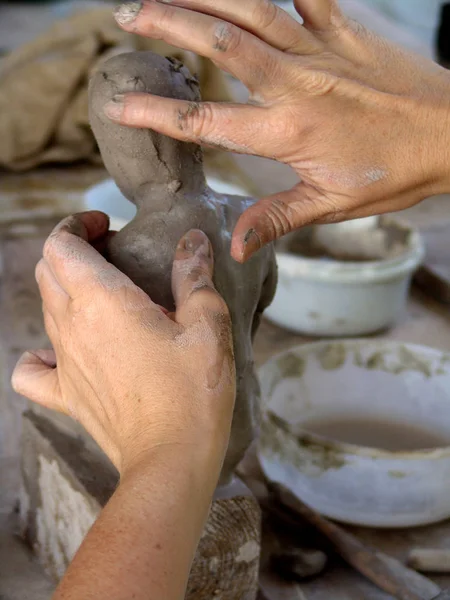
[408, 550, 450, 574]
[269, 482, 441, 600]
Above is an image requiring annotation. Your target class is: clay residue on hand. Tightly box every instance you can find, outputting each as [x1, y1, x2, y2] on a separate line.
[279, 219, 412, 263]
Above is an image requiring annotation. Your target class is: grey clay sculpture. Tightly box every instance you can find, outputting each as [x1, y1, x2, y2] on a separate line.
[89, 51, 277, 484]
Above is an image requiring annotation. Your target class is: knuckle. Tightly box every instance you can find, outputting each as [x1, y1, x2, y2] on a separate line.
[319, 207, 346, 224]
[123, 95, 150, 126]
[212, 21, 242, 55]
[188, 265, 211, 282]
[303, 70, 339, 96]
[301, 192, 345, 225]
[345, 17, 367, 39]
[253, 0, 279, 31]
[192, 286, 229, 318]
[155, 2, 176, 30]
[264, 198, 296, 240]
[177, 101, 215, 139]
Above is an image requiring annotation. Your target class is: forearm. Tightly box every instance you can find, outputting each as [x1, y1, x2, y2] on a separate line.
[53, 444, 221, 600]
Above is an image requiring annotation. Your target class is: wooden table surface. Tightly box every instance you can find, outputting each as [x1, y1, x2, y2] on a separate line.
[0, 164, 449, 599]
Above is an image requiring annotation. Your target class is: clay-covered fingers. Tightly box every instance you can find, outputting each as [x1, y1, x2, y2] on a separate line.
[231, 183, 341, 262]
[43, 212, 124, 299]
[12, 349, 62, 412]
[105, 97, 271, 155]
[172, 230, 230, 329]
[114, 1, 281, 94]
[294, 0, 344, 33]
[151, 0, 322, 54]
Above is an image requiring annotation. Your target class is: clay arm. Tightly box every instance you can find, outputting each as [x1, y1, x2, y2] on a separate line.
[251, 254, 278, 340]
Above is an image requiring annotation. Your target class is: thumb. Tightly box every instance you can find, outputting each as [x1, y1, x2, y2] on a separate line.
[172, 229, 230, 329]
[12, 350, 62, 412]
[231, 183, 330, 262]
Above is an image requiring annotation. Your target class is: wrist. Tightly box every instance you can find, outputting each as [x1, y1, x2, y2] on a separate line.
[120, 437, 225, 491]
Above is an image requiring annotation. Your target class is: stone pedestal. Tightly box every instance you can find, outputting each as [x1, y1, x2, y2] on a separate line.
[20, 411, 261, 599]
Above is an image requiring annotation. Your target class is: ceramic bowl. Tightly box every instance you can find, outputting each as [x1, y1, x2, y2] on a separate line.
[258, 340, 450, 528]
[264, 220, 425, 337]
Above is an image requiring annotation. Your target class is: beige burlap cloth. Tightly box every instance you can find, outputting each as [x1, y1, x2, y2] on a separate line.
[0, 7, 242, 177]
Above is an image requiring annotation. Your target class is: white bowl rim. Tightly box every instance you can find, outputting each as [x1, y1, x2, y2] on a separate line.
[259, 339, 450, 461]
[275, 226, 425, 284]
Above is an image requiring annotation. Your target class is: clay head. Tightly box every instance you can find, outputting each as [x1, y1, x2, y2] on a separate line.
[89, 51, 206, 206]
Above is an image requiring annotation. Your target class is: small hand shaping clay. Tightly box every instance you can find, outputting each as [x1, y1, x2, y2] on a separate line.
[89, 51, 277, 485]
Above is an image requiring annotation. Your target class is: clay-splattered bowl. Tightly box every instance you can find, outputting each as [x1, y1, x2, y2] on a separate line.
[264, 218, 425, 337]
[258, 340, 450, 528]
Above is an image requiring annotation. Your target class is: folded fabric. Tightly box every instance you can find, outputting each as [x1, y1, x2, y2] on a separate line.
[0, 7, 234, 172]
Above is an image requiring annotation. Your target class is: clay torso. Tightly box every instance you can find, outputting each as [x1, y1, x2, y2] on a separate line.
[89, 51, 277, 484]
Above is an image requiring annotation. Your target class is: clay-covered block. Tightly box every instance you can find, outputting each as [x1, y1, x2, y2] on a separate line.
[20, 411, 261, 598]
[20, 411, 117, 580]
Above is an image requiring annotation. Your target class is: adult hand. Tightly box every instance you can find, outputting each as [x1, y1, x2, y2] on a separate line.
[108, 0, 450, 262]
[12, 212, 235, 477]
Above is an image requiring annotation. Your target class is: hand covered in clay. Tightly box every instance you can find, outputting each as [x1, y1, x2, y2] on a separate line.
[108, 0, 450, 261]
[12, 212, 236, 477]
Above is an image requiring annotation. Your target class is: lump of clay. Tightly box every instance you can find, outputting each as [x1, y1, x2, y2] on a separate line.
[89, 51, 277, 485]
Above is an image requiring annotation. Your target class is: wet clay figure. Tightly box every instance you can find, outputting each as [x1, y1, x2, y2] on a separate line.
[89, 51, 277, 486]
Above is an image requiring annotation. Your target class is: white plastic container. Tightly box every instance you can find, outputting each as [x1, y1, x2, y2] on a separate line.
[258, 340, 450, 528]
[265, 221, 425, 337]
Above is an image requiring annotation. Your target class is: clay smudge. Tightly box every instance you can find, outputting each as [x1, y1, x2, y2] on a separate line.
[365, 167, 387, 184]
[311, 164, 388, 189]
[389, 470, 407, 479]
[177, 102, 202, 132]
[277, 353, 306, 379]
[213, 22, 234, 53]
[318, 343, 346, 370]
[261, 413, 347, 475]
[174, 315, 233, 395]
[242, 228, 262, 256]
[236, 541, 260, 563]
[395, 346, 433, 378]
[269, 353, 305, 398]
[366, 351, 386, 371]
[172, 253, 209, 284]
[96, 267, 138, 293]
[199, 134, 251, 154]
[355, 346, 434, 378]
[113, 2, 143, 26]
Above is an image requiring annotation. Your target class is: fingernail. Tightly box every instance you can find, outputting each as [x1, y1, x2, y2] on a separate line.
[113, 1, 143, 26]
[242, 228, 262, 260]
[178, 230, 212, 258]
[104, 95, 125, 121]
